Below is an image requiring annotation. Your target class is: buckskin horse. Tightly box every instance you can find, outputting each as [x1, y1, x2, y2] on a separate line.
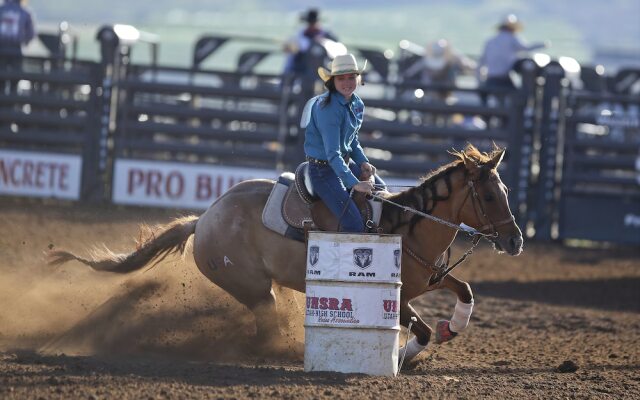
[48, 144, 523, 363]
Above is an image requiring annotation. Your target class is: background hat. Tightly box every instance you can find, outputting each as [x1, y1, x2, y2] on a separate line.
[300, 8, 320, 23]
[497, 14, 522, 31]
[317, 54, 367, 82]
[424, 39, 450, 70]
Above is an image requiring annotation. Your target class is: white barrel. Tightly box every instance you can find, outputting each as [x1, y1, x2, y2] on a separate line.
[304, 232, 402, 376]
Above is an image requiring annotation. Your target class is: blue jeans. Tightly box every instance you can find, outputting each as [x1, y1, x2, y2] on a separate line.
[308, 160, 386, 233]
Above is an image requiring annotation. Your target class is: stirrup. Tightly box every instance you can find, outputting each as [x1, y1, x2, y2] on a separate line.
[434, 320, 458, 344]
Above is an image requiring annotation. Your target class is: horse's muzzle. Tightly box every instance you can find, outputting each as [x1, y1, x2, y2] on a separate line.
[493, 233, 523, 256]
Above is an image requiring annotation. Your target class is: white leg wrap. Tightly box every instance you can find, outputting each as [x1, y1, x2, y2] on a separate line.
[449, 299, 474, 332]
[399, 336, 427, 362]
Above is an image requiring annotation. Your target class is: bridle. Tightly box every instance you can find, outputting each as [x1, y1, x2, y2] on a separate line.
[459, 179, 515, 237]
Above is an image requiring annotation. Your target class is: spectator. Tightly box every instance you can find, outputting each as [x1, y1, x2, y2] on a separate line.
[0, 0, 35, 94]
[403, 38, 476, 101]
[477, 14, 547, 98]
[283, 8, 339, 78]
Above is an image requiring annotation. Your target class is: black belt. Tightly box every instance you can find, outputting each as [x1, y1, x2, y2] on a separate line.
[306, 156, 329, 165]
[306, 156, 350, 165]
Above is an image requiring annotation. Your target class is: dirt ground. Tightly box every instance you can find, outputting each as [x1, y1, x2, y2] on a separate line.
[0, 198, 638, 399]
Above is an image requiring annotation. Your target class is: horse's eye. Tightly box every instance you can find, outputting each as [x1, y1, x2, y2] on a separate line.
[483, 193, 494, 202]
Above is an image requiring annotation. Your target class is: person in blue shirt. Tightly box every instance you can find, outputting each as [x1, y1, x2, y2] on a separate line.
[283, 9, 338, 76]
[0, 0, 35, 94]
[304, 53, 381, 232]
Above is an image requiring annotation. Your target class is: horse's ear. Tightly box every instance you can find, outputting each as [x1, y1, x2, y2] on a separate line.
[462, 152, 481, 179]
[486, 149, 506, 170]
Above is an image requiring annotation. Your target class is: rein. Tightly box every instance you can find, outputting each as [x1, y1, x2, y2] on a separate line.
[369, 192, 482, 236]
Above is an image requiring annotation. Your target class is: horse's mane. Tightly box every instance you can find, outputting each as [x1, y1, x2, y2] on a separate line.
[382, 144, 503, 232]
[420, 144, 500, 184]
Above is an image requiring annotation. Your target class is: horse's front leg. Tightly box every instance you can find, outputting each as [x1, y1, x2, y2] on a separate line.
[398, 301, 432, 362]
[434, 274, 474, 344]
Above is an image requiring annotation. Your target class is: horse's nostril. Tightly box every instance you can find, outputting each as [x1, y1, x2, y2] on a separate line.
[509, 236, 523, 253]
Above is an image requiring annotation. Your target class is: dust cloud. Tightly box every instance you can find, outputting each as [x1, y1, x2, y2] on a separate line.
[0, 202, 305, 362]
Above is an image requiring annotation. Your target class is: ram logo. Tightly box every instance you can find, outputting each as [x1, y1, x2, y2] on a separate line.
[353, 247, 373, 269]
[309, 245, 319, 267]
[394, 249, 401, 269]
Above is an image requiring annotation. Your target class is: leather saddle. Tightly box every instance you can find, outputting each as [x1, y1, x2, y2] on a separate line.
[281, 162, 374, 232]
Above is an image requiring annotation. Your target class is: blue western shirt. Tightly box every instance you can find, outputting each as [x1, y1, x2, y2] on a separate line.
[304, 92, 368, 188]
[0, 1, 35, 56]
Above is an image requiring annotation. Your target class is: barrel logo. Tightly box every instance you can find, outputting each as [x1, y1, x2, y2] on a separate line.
[353, 247, 373, 269]
[309, 245, 319, 267]
[394, 249, 400, 269]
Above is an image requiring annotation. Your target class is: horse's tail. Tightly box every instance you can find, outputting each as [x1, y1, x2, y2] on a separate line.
[47, 215, 199, 273]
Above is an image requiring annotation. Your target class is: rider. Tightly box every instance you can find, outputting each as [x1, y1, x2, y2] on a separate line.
[303, 53, 384, 233]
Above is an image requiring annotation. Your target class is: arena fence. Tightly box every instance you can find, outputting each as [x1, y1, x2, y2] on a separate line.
[0, 56, 104, 201]
[555, 91, 640, 244]
[0, 34, 638, 245]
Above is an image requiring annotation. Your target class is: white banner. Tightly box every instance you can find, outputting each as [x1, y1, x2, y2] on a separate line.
[306, 232, 402, 283]
[384, 177, 421, 190]
[0, 150, 82, 199]
[112, 159, 277, 209]
[305, 283, 401, 329]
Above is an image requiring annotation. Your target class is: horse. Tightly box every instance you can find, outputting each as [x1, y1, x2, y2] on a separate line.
[48, 144, 523, 363]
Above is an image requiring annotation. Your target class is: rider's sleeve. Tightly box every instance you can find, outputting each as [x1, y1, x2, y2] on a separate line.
[349, 101, 369, 167]
[316, 105, 360, 188]
[350, 133, 368, 167]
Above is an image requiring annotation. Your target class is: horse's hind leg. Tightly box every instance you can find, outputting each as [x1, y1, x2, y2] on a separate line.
[245, 287, 281, 341]
[195, 260, 283, 344]
[435, 274, 474, 344]
[230, 282, 303, 357]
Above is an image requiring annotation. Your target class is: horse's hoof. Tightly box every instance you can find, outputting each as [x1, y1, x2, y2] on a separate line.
[434, 320, 458, 344]
[400, 357, 421, 371]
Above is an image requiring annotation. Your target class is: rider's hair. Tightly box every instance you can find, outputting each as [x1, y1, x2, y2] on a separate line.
[321, 77, 337, 108]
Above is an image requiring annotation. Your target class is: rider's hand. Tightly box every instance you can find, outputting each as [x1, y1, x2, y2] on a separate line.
[352, 181, 374, 195]
[360, 162, 377, 182]
[361, 162, 376, 176]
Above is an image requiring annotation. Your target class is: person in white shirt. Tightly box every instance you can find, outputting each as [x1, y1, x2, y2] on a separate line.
[477, 14, 547, 98]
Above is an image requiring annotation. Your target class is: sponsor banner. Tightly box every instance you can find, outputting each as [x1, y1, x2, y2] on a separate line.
[0, 149, 82, 199]
[305, 283, 401, 329]
[306, 232, 401, 283]
[112, 159, 276, 209]
[384, 177, 421, 189]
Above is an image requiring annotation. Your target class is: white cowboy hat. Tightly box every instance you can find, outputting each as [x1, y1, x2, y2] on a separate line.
[497, 14, 523, 31]
[317, 54, 367, 82]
